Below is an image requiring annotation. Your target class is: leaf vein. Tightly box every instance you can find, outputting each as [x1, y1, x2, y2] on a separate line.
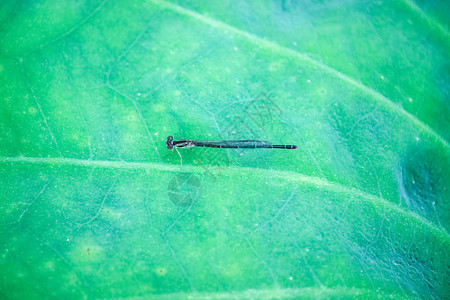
[0, 155, 448, 242]
[23, 0, 109, 57]
[401, 0, 450, 43]
[18, 60, 63, 156]
[148, 0, 449, 147]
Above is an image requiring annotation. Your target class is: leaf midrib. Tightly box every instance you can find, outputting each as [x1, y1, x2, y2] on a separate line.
[1, 155, 448, 243]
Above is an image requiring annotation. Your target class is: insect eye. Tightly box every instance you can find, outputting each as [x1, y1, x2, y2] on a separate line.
[166, 136, 174, 149]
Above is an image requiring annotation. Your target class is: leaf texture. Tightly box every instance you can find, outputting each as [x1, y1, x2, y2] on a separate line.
[0, 0, 449, 299]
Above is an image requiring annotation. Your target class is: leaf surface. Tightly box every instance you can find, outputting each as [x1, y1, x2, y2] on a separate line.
[0, 0, 449, 299]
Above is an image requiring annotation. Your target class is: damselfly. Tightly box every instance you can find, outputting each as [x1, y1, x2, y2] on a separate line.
[166, 136, 298, 165]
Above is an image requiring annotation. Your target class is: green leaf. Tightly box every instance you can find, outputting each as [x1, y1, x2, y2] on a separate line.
[0, 0, 449, 299]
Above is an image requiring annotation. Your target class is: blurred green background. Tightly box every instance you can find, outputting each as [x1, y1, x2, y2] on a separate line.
[0, 0, 449, 299]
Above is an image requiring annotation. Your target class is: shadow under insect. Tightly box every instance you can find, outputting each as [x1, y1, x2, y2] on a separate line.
[167, 173, 202, 207]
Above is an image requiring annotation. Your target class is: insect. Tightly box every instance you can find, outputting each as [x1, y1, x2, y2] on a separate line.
[166, 136, 297, 165]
